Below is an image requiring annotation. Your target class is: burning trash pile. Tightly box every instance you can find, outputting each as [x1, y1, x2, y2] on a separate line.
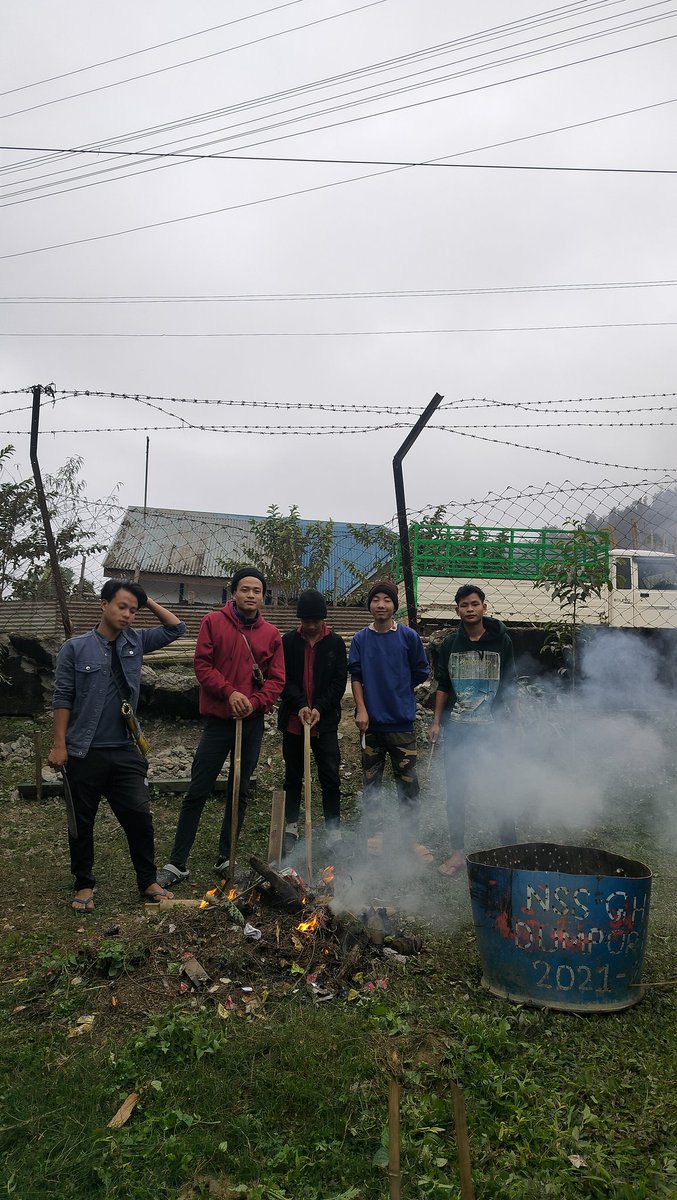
[97, 855, 426, 1018]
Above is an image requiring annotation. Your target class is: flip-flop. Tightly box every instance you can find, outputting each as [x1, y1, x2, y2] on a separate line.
[71, 892, 95, 912]
[367, 834, 384, 856]
[142, 886, 174, 903]
[438, 855, 465, 877]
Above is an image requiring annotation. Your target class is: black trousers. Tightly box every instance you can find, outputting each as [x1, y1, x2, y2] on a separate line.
[282, 729, 341, 826]
[66, 743, 156, 892]
[169, 714, 264, 870]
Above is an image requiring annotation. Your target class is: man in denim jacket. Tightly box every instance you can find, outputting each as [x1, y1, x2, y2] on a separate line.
[48, 580, 186, 912]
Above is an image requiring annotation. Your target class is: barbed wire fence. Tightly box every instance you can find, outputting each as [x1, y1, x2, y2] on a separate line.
[1, 386, 676, 638]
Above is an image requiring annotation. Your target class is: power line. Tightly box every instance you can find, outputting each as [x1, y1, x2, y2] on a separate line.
[0, 2, 309, 99]
[0, 1, 390, 122]
[3, 29, 677, 259]
[3, 278, 677, 304]
[3, 321, 677, 336]
[2, 15, 675, 208]
[3, 141, 677, 177]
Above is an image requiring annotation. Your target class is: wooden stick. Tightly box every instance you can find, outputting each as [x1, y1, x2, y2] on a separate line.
[303, 721, 313, 882]
[267, 788, 286, 864]
[228, 718, 243, 887]
[450, 1082, 475, 1200]
[388, 1075, 402, 1200]
[33, 733, 42, 803]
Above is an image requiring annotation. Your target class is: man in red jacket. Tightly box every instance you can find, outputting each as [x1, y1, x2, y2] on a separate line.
[157, 568, 284, 887]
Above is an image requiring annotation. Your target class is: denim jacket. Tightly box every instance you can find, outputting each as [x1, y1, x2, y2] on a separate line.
[53, 621, 186, 757]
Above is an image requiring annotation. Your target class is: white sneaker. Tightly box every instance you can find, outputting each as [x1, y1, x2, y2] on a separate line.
[156, 864, 189, 888]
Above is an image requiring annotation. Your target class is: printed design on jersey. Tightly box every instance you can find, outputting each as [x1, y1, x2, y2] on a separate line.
[448, 650, 501, 722]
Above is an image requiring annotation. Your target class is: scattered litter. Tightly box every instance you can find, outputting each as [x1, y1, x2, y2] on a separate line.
[180, 956, 210, 988]
[243, 923, 262, 942]
[108, 1091, 140, 1129]
[67, 1014, 95, 1037]
[568, 1155, 587, 1169]
[167, 923, 177, 934]
[241, 986, 253, 993]
[382, 948, 407, 965]
[70, 976, 82, 987]
[179, 982, 189, 994]
[219, 977, 231, 985]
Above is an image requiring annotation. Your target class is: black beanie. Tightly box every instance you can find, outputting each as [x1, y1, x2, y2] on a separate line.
[366, 580, 399, 610]
[231, 566, 266, 594]
[297, 589, 327, 620]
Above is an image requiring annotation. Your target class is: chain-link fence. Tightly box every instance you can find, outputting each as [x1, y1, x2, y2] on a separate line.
[401, 477, 677, 629]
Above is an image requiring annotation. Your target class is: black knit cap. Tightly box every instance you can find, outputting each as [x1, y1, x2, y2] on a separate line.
[231, 566, 266, 594]
[366, 580, 399, 610]
[296, 589, 327, 619]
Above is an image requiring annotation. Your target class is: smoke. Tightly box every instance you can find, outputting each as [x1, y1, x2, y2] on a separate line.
[321, 629, 676, 928]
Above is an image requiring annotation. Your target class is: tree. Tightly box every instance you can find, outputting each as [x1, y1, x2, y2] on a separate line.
[534, 521, 611, 686]
[0, 445, 118, 600]
[340, 522, 398, 603]
[221, 504, 334, 605]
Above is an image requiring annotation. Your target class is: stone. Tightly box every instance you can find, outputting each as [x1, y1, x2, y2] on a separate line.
[0, 634, 59, 716]
[149, 672, 200, 719]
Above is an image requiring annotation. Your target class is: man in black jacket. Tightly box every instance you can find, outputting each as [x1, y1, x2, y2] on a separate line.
[278, 589, 348, 853]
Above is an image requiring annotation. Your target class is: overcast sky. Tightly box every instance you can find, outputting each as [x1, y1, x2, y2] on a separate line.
[1, 0, 676, 536]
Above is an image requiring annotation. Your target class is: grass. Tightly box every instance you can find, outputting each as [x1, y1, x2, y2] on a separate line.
[0, 710, 675, 1199]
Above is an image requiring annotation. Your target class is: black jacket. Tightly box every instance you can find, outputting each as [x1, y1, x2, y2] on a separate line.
[277, 628, 348, 733]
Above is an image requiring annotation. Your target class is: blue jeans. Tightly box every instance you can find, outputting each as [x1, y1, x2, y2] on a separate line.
[168, 714, 264, 869]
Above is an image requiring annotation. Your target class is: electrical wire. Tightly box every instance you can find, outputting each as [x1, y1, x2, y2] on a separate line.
[3, 320, 677, 335]
[2, 10, 675, 207]
[2, 276, 677, 303]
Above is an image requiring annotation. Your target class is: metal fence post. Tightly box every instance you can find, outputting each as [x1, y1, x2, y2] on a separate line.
[392, 392, 444, 631]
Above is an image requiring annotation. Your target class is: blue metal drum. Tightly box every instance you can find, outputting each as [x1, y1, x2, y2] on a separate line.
[466, 843, 652, 1012]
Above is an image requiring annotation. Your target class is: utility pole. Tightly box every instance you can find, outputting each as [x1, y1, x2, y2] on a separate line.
[143, 436, 150, 519]
[393, 392, 444, 631]
[29, 384, 73, 640]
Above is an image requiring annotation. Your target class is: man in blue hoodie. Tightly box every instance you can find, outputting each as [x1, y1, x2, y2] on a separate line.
[348, 581, 431, 859]
[429, 584, 518, 876]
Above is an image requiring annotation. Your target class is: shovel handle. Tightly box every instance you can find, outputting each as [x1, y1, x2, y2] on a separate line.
[303, 721, 312, 882]
[228, 719, 243, 886]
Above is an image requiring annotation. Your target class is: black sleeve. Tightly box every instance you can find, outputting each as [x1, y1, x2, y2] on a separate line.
[314, 636, 348, 715]
[280, 633, 307, 711]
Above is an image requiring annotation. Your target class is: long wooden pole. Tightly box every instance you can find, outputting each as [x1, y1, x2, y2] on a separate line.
[303, 721, 313, 881]
[388, 1075, 402, 1200]
[228, 719, 243, 886]
[450, 1082, 475, 1200]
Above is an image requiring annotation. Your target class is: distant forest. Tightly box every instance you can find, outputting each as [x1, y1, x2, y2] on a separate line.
[586, 486, 677, 553]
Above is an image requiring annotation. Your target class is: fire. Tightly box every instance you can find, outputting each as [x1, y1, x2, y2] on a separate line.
[321, 865, 335, 885]
[296, 913, 321, 934]
[227, 888, 237, 901]
[199, 900, 209, 909]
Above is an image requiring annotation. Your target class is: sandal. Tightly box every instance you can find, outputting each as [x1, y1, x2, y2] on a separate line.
[71, 890, 95, 913]
[142, 885, 174, 903]
[367, 834, 384, 856]
[438, 853, 466, 877]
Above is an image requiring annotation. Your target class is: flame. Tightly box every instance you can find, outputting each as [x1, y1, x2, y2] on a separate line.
[301, 895, 308, 906]
[321, 865, 335, 884]
[111, 995, 118, 1006]
[227, 888, 237, 901]
[296, 913, 320, 934]
[199, 900, 209, 909]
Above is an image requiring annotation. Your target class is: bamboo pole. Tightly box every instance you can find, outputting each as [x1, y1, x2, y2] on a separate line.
[303, 721, 313, 882]
[388, 1071, 402, 1200]
[450, 1082, 475, 1200]
[228, 719, 243, 887]
[33, 733, 42, 803]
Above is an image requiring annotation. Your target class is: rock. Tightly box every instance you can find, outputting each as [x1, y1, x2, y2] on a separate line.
[0, 635, 59, 715]
[149, 672, 200, 719]
[139, 664, 158, 706]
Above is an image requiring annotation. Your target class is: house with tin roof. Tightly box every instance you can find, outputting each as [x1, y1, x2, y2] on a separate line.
[103, 507, 391, 606]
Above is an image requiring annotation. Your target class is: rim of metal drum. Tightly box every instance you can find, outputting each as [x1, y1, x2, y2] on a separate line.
[466, 842, 652, 880]
[480, 977, 645, 1013]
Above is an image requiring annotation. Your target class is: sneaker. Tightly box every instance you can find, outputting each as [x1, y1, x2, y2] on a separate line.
[156, 864, 189, 889]
[214, 859, 230, 875]
[282, 833, 298, 859]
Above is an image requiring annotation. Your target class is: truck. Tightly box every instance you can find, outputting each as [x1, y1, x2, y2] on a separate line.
[397, 524, 677, 629]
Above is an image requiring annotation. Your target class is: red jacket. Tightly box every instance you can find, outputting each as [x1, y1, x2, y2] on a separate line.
[194, 602, 285, 720]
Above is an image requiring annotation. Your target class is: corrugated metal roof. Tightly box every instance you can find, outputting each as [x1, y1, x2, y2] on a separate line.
[104, 508, 257, 578]
[104, 507, 389, 597]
